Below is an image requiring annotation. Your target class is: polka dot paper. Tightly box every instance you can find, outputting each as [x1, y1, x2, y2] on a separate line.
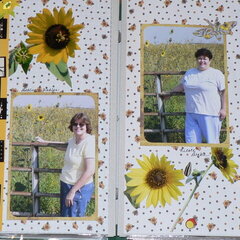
[118, 0, 240, 237]
[0, 0, 115, 236]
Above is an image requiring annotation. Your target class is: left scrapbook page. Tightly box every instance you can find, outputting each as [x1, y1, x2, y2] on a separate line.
[0, 0, 118, 236]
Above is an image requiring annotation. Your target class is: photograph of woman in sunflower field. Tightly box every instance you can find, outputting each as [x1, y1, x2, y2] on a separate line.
[10, 93, 98, 218]
[142, 25, 228, 145]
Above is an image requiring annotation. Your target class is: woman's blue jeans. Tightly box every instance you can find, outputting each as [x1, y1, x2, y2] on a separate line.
[60, 181, 94, 217]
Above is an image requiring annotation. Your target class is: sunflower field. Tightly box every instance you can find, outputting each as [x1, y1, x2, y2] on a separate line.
[143, 42, 227, 143]
[10, 105, 97, 217]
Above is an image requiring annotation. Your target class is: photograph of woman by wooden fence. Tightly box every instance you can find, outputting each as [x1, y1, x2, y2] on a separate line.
[142, 25, 228, 145]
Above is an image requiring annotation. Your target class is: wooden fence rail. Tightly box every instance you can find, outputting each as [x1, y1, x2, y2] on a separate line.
[143, 71, 226, 142]
[144, 71, 186, 142]
[11, 142, 66, 217]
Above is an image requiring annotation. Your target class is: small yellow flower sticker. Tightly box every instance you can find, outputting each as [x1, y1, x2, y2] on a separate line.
[0, 0, 19, 19]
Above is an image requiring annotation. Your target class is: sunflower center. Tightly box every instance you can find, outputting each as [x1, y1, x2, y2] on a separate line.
[45, 24, 70, 50]
[146, 169, 167, 189]
[215, 150, 227, 169]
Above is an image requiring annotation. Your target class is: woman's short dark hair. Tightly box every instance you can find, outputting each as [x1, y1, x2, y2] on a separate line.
[195, 48, 213, 60]
[68, 113, 92, 134]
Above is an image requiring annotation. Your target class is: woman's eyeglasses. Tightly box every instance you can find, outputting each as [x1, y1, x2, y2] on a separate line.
[72, 123, 85, 127]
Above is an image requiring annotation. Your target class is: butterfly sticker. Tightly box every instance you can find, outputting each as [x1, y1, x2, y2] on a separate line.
[193, 18, 237, 41]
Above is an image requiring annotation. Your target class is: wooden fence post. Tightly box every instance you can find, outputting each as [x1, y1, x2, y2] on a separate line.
[31, 146, 39, 216]
[155, 75, 167, 142]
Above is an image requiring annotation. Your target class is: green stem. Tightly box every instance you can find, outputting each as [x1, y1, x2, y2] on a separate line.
[170, 162, 214, 232]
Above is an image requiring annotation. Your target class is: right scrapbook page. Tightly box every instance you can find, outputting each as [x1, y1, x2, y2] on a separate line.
[118, 0, 240, 237]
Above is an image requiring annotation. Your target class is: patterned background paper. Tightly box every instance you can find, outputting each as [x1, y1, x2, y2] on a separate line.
[118, 0, 240, 237]
[0, 0, 116, 235]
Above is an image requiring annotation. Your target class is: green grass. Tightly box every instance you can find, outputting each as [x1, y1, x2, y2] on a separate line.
[10, 106, 97, 216]
[143, 42, 227, 143]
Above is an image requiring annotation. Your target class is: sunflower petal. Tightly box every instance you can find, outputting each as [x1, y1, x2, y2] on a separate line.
[127, 178, 145, 187]
[151, 189, 159, 207]
[146, 190, 155, 208]
[159, 188, 166, 207]
[162, 186, 172, 204]
[131, 184, 150, 198]
[28, 44, 46, 54]
[136, 158, 151, 171]
[126, 168, 146, 178]
[64, 9, 73, 26]
[135, 187, 150, 204]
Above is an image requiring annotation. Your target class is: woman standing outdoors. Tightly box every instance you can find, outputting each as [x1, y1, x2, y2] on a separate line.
[166, 48, 226, 144]
[36, 112, 95, 217]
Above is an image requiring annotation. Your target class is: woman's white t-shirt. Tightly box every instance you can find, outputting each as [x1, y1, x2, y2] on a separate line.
[60, 134, 95, 185]
[181, 67, 225, 116]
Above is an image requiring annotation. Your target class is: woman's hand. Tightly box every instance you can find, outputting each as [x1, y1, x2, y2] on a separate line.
[161, 91, 172, 100]
[35, 136, 46, 143]
[219, 109, 226, 120]
[65, 189, 76, 207]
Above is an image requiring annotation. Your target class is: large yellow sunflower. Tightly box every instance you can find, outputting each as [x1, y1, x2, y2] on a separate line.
[26, 7, 84, 64]
[0, 0, 19, 18]
[211, 147, 239, 183]
[126, 153, 184, 208]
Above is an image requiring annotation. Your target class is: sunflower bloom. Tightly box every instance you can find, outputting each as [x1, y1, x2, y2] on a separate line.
[26, 7, 84, 64]
[37, 115, 44, 121]
[211, 148, 238, 183]
[161, 51, 166, 57]
[26, 104, 32, 112]
[220, 22, 231, 31]
[126, 153, 184, 208]
[0, 0, 19, 18]
[145, 40, 150, 47]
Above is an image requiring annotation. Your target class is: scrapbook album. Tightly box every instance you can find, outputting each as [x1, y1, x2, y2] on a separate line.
[0, 0, 240, 238]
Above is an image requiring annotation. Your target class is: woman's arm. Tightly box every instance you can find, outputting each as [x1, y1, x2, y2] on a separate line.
[219, 89, 226, 120]
[35, 136, 67, 151]
[65, 157, 95, 207]
[163, 83, 184, 100]
[171, 83, 184, 92]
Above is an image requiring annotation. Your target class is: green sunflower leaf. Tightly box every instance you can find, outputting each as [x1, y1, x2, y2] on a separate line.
[17, 42, 33, 74]
[124, 175, 140, 209]
[46, 61, 72, 87]
[9, 50, 19, 76]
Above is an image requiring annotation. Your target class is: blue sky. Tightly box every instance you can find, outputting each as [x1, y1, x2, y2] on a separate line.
[144, 25, 224, 44]
[13, 94, 95, 108]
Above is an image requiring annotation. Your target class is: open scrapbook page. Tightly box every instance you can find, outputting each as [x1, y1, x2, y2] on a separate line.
[0, 0, 118, 237]
[118, 0, 240, 237]
[0, 0, 240, 239]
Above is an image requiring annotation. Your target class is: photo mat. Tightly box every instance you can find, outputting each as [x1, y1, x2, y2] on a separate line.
[8, 92, 99, 220]
[141, 24, 229, 147]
